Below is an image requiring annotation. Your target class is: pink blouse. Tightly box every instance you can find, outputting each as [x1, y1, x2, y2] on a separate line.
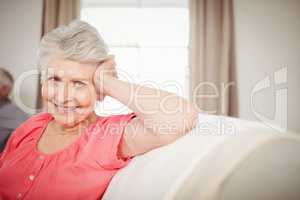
[0, 112, 136, 200]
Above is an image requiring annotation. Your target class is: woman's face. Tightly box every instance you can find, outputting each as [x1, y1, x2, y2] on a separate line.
[41, 58, 98, 127]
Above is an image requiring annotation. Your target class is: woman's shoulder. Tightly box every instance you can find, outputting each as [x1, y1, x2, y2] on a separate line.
[9, 112, 52, 143]
[19, 112, 52, 128]
[97, 112, 136, 124]
[90, 113, 136, 139]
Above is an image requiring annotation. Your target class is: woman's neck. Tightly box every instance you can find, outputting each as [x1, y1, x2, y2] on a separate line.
[52, 112, 98, 135]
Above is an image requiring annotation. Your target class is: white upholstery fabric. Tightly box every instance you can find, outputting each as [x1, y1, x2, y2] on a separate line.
[102, 114, 300, 200]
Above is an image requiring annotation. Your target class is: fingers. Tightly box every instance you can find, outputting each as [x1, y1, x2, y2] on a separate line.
[104, 54, 115, 63]
[100, 56, 116, 68]
[108, 54, 115, 60]
[99, 55, 117, 78]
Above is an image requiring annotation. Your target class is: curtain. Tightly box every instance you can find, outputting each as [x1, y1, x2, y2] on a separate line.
[189, 0, 238, 116]
[36, 0, 80, 110]
[41, 0, 80, 35]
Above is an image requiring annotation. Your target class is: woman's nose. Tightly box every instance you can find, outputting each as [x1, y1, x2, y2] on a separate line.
[56, 83, 73, 104]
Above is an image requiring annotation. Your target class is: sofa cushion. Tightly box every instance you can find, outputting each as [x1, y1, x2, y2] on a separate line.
[102, 114, 300, 200]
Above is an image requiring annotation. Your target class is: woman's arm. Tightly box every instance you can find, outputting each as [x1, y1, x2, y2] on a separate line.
[94, 58, 199, 158]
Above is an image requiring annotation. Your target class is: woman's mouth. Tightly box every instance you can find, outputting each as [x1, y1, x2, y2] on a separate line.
[53, 103, 80, 114]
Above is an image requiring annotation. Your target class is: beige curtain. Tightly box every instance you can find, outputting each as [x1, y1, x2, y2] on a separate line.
[36, 0, 80, 109]
[41, 0, 80, 35]
[189, 0, 238, 116]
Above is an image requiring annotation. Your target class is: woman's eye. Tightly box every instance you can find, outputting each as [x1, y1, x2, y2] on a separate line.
[48, 76, 60, 82]
[73, 81, 86, 87]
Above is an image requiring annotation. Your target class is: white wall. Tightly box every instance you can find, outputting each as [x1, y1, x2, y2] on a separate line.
[234, 0, 300, 132]
[0, 0, 43, 114]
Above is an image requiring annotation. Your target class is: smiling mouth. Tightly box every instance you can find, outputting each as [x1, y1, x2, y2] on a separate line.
[53, 103, 80, 113]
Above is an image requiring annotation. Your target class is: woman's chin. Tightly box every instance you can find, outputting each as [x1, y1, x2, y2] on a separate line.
[53, 113, 77, 126]
[51, 111, 86, 125]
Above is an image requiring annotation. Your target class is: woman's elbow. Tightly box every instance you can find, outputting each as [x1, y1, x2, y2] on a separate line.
[180, 100, 199, 131]
[161, 107, 198, 144]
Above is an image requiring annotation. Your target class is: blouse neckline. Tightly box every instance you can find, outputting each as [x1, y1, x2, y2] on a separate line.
[33, 113, 101, 158]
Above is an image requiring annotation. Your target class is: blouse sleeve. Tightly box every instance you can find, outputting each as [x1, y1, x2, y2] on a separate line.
[96, 112, 136, 170]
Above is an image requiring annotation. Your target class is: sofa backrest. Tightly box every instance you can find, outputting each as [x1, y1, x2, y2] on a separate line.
[103, 114, 300, 200]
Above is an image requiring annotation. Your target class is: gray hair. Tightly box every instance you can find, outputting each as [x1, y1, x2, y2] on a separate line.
[0, 68, 14, 89]
[38, 20, 109, 80]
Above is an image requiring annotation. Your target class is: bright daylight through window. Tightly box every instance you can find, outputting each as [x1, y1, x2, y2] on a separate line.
[81, 0, 189, 115]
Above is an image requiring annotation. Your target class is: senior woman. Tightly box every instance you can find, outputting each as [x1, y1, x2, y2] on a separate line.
[0, 20, 198, 199]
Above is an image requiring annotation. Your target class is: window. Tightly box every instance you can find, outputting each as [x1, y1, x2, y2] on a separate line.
[81, 0, 189, 115]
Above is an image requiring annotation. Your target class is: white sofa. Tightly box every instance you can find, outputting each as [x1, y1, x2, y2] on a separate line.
[103, 114, 300, 200]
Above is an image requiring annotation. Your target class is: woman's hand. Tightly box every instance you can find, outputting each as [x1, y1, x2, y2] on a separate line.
[93, 55, 118, 100]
